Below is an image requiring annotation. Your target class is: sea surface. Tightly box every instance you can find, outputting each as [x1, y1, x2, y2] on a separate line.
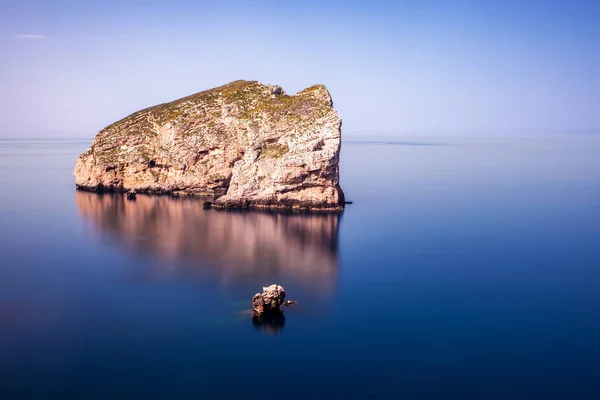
[1, 135, 599, 399]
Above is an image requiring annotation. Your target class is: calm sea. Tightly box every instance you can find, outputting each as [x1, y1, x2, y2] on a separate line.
[0, 136, 599, 399]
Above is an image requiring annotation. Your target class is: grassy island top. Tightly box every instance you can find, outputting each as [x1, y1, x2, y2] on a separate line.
[100, 80, 335, 135]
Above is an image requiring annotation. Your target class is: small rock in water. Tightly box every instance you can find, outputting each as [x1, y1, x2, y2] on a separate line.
[252, 284, 286, 315]
[126, 190, 137, 200]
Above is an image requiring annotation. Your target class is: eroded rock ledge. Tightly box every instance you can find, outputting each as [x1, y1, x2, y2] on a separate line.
[74, 80, 345, 210]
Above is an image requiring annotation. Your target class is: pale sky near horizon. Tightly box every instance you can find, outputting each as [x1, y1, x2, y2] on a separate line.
[1, 0, 599, 138]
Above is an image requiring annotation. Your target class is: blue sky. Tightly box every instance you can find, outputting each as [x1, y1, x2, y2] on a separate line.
[1, 0, 599, 137]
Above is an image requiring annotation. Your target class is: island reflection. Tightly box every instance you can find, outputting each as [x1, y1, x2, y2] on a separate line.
[75, 192, 340, 293]
[252, 311, 285, 335]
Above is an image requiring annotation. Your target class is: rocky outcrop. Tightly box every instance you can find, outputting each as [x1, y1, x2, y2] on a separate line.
[74, 80, 344, 210]
[252, 285, 286, 315]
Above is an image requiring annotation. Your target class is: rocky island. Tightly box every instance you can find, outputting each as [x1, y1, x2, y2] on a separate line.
[74, 80, 345, 210]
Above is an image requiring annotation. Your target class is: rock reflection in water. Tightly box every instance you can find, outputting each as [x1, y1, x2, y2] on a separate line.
[252, 311, 285, 335]
[75, 192, 340, 292]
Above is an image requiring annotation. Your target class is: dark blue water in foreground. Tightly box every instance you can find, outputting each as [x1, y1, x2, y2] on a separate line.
[1, 136, 599, 399]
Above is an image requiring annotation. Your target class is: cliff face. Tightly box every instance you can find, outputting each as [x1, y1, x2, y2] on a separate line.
[74, 80, 344, 210]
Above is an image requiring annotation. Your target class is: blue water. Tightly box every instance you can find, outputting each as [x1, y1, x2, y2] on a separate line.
[1, 136, 599, 398]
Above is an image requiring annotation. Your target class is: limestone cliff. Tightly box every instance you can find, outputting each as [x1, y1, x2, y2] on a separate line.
[74, 80, 344, 210]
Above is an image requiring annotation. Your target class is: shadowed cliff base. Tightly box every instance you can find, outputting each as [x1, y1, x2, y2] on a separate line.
[75, 192, 341, 295]
[204, 186, 345, 211]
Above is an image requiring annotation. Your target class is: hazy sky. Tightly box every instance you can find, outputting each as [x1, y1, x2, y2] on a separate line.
[1, 0, 599, 138]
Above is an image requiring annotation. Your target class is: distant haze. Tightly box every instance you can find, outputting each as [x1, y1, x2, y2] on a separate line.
[1, 0, 599, 138]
